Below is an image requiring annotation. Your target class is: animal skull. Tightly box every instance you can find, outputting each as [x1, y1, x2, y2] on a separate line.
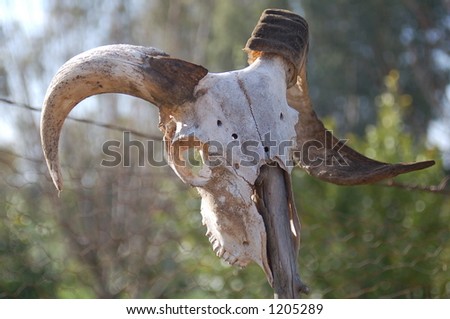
[41, 9, 434, 296]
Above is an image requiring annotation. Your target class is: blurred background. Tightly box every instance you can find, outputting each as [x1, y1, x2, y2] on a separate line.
[0, 0, 449, 298]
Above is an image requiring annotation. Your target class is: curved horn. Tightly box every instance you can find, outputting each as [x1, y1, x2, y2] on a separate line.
[287, 75, 435, 184]
[245, 9, 434, 185]
[41, 44, 207, 191]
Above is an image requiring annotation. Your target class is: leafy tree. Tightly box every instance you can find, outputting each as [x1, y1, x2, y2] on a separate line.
[294, 70, 449, 298]
[301, 0, 449, 136]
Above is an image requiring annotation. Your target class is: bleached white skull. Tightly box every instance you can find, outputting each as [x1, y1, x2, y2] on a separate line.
[41, 9, 434, 297]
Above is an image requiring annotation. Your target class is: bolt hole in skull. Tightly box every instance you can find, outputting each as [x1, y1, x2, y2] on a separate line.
[40, 9, 434, 298]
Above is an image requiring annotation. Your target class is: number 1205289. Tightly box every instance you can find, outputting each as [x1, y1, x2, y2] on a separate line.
[268, 303, 323, 315]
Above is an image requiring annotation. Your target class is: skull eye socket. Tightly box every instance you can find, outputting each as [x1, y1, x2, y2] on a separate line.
[180, 146, 203, 173]
[170, 139, 212, 186]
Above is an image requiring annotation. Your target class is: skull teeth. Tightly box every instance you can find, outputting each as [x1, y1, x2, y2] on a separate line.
[206, 232, 244, 267]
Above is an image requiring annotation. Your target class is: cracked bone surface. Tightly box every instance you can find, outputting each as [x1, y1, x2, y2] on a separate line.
[41, 9, 434, 298]
[163, 55, 299, 285]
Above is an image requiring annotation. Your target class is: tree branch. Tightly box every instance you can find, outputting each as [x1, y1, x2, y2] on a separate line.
[379, 176, 450, 196]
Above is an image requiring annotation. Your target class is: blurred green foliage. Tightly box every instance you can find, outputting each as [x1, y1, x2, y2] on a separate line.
[294, 70, 449, 298]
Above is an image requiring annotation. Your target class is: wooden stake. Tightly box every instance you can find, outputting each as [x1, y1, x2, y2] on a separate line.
[255, 164, 309, 298]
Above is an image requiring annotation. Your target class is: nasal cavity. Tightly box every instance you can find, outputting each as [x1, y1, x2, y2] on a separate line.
[217, 120, 222, 127]
[231, 133, 238, 139]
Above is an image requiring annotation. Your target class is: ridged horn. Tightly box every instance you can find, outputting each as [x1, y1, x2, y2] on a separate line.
[41, 44, 208, 191]
[246, 9, 435, 185]
[244, 9, 308, 88]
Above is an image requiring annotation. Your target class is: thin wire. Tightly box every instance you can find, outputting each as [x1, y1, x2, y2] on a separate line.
[2, 97, 449, 195]
[0, 97, 162, 140]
